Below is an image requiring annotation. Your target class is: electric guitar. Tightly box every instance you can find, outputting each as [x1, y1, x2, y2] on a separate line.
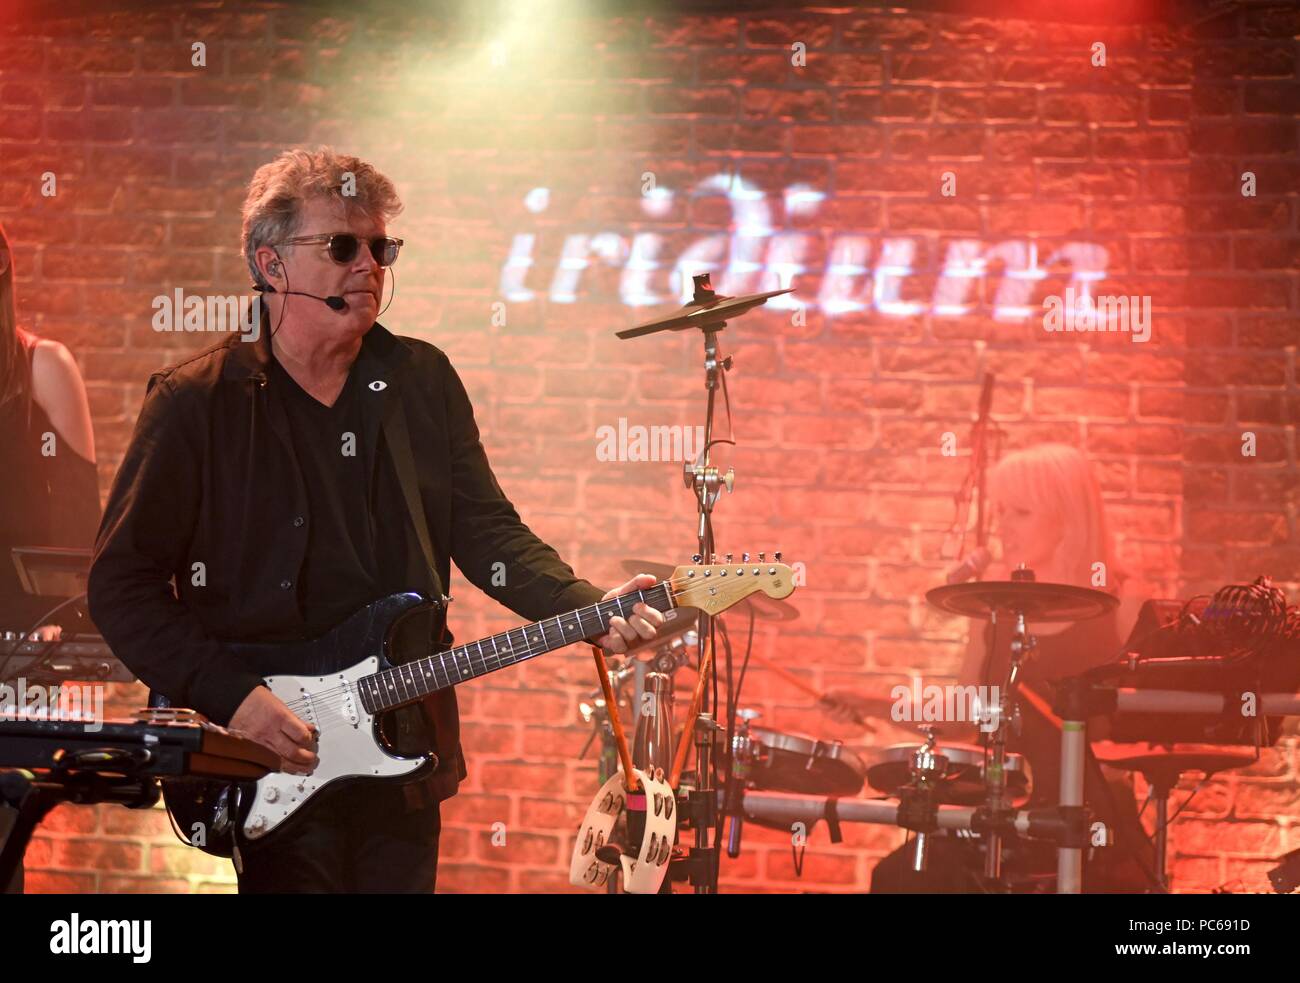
[152, 559, 796, 856]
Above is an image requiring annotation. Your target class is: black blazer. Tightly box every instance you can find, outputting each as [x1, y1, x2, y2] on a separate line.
[87, 319, 605, 802]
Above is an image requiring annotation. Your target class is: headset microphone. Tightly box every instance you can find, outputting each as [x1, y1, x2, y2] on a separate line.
[254, 283, 348, 311]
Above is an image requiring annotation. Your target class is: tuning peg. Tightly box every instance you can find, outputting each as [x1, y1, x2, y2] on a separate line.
[710, 553, 718, 564]
[774, 551, 782, 562]
[758, 552, 765, 562]
[725, 553, 733, 563]
[691, 553, 702, 563]
[742, 552, 750, 562]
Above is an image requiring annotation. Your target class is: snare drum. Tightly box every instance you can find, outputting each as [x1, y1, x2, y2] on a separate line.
[866, 742, 1032, 806]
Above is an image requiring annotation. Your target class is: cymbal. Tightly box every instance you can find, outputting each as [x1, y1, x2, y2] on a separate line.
[622, 558, 678, 582]
[616, 286, 793, 340]
[926, 580, 1118, 622]
[1092, 742, 1258, 787]
[621, 558, 800, 622]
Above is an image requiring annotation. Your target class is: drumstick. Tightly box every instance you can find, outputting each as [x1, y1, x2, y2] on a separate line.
[1017, 682, 1063, 728]
[590, 644, 640, 793]
[749, 652, 877, 734]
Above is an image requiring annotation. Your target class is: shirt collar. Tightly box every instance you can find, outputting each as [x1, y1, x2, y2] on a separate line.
[221, 304, 411, 383]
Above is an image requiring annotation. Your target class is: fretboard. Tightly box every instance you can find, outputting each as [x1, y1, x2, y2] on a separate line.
[357, 582, 676, 715]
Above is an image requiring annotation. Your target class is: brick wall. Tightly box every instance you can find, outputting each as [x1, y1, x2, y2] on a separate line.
[1, 0, 1296, 893]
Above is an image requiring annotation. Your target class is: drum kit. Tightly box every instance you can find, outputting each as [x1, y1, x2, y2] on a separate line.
[573, 272, 1123, 894]
[573, 273, 1300, 895]
[579, 555, 1125, 892]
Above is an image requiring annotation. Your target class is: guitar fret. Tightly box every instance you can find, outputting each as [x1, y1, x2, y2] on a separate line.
[432, 654, 451, 689]
[381, 668, 400, 704]
[361, 575, 704, 711]
[416, 658, 435, 695]
[431, 652, 450, 689]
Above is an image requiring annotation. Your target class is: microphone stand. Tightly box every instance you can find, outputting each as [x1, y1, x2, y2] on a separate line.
[679, 275, 733, 895]
[973, 375, 993, 556]
[618, 271, 789, 895]
[944, 374, 997, 564]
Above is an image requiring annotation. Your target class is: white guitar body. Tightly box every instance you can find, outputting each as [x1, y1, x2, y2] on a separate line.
[156, 567, 796, 858]
[243, 657, 427, 841]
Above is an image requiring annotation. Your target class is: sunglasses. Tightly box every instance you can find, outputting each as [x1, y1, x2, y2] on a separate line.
[276, 233, 403, 267]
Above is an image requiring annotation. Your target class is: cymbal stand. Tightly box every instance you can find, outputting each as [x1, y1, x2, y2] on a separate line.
[678, 273, 738, 894]
[983, 593, 1034, 884]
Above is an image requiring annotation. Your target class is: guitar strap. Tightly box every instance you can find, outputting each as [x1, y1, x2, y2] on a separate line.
[381, 392, 445, 602]
[381, 392, 449, 793]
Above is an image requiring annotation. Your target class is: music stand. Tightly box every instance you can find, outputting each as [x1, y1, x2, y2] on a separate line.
[11, 546, 92, 600]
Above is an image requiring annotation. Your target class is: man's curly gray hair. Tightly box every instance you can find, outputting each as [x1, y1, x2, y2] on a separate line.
[240, 147, 403, 290]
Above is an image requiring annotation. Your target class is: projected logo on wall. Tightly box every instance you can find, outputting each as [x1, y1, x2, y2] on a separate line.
[499, 174, 1109, 320]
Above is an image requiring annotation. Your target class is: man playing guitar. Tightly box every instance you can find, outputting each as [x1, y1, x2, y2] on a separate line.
[87, 147, 666, 892]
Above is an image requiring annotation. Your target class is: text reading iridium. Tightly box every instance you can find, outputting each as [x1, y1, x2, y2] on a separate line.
[500, 178, 1109, 320]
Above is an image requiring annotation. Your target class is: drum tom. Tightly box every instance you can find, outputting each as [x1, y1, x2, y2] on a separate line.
[746, 726, 866, 798]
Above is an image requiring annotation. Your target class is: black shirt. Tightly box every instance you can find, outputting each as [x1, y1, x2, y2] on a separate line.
[271, 355, 381, 638]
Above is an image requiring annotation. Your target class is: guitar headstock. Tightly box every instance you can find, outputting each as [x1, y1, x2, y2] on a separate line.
[669, 553, 796, 616]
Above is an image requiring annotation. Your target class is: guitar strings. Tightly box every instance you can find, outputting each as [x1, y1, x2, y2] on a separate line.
[275, 578, 692, 720]
[274, 571, 747, 721]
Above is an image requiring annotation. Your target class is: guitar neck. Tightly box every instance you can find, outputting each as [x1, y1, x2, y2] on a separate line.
[359, 582, 677, 714]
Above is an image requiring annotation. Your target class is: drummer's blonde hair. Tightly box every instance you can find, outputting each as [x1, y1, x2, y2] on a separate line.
[988, 443, 1119, 591]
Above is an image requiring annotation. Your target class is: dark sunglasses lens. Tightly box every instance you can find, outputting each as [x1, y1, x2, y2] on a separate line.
[328, 235, 360, 263]
[371, 238, 399, 267]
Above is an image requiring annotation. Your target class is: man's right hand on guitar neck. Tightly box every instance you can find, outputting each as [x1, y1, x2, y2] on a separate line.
[229, 685, 319, 776]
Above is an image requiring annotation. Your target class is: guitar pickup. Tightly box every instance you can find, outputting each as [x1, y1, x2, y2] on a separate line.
[337, 677, 359, 726]
[298, 688, 318, 729]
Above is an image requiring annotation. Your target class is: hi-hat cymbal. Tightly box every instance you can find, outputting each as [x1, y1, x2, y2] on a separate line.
[616, 286, 793, 340]
[621, 558, 800, 622]
[926, 580, 1118, 622]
